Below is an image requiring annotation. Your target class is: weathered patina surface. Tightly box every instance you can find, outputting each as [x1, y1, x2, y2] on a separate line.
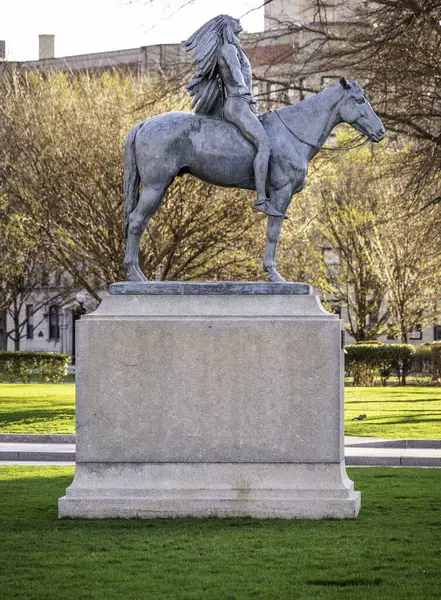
[123, 15, 385, 283]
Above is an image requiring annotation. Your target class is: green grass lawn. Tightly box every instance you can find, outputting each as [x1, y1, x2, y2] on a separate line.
[0, 466, 440, 600]
[345, 386, 441, 439]
[0, 384, 75, 434]
[0, 384, 440, 438]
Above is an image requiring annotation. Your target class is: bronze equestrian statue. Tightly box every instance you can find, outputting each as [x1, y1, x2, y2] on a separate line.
[123, 15, 385, 283]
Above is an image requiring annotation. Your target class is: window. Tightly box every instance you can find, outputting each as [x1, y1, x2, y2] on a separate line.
[323, 248, 340, 279]
[26, 304, 34, 339]
[252, 82, 261, 100]
[367, 313, 378, 332]
[323, 248, 340, 266]
[48, 305, 60, 340]
[321, 76, 340, 89]
[287, 86, 300, 105]
[299, 77, 307, 101]
[409, 325, 423, 341]
[327, 301, 342, 317]
[40, 267, 49, 287]
[386, 323, 398, 340]
[409, 317, 423, 341]
[269, 83, 286, 105]
[434, 326, 441, 341]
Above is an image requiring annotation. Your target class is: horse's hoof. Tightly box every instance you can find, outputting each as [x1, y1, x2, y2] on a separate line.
[265, 269, 286, 283]
[126, 267, 148, 282]
[134, 266, 149, 281]
[126, 273, 144, 282]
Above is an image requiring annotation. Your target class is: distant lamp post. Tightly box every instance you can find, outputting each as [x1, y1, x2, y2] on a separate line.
[76, 292, 87, 318]
[72, 292, 88, 365]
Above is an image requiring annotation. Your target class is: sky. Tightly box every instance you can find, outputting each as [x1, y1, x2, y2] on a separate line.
[1, 0, 264, 61]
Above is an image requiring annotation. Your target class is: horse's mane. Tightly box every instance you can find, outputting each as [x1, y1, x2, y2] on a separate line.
[183, 15, 236, 117]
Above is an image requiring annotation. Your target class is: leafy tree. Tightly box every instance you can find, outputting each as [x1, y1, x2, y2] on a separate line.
[261, 0, 441, 201]
[287, 132, 441, 341]
[368, 164, 441, 343]
[300, 136, 390, 341]
[0, 197, 73, 350]
[0, 69, 263, 303]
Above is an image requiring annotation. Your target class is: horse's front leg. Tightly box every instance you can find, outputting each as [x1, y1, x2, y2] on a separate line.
[263, 216, 286, 282]
[263, 184, 292, 282]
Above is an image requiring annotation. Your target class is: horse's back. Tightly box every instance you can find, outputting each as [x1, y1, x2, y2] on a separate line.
[133, 111, 256, 189]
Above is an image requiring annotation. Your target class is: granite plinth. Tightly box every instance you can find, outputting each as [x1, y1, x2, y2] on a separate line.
[59, 462, 360, 519]
[110, 281, 312, 296]
[59, 284, 359, 519]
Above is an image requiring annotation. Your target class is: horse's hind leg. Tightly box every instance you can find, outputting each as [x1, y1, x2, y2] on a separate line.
[263, 184, 293, 282]
[124, 183, 167, 281]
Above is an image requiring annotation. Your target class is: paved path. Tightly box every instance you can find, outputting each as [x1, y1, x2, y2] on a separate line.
[0, 442, 75, 462]
[0, 461, 75, 466]
[0, 436, 440, 466]
[345, 436, 441, 449]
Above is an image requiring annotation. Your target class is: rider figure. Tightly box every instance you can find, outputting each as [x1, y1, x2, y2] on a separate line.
[184, 15, 284, 218]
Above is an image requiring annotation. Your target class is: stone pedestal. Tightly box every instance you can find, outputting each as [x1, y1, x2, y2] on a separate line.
[59, 282, 360, 519]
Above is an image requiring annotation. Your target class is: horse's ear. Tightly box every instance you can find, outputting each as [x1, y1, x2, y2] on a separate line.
[340, 77, 351, 90]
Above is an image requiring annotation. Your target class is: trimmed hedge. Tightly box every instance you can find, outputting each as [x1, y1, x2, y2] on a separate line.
[345, 342, 415, 386]
[0, 351, 70, 383]
[412, 342, 441, 381]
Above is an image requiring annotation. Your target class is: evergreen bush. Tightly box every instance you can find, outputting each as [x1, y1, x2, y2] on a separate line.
[0, 351, 70, 383]
[413, 342, 441, 381]
[345, 342, 415, 386]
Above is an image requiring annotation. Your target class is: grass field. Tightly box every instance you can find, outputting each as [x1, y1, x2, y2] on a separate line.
[0, 384, 440, 438]
[344, 386, 441, 438]
[0, 384, 75, 434]
[0, 466, 440, 600]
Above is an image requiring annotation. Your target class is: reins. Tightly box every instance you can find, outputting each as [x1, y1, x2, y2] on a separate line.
[273, 109, 370, 152]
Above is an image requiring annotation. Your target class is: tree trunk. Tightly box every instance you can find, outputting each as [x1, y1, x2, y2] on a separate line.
[13, 311, 20, 351]
[0, 309, 7, 351]
[400, 316, 408, 344]
[401, 327, 407, 386]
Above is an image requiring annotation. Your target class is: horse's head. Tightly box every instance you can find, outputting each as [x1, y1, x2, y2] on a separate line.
[338, 78, 385, 142]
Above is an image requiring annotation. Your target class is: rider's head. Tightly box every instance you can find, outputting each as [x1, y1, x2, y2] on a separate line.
[221, 15, 243, 39]
[184, 15, 244, 62]
[228, 16, 243, 34]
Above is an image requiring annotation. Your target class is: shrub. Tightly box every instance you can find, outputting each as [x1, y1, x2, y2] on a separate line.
[345, 343, 382, 386]
[387, 344, 415, 385]
[413, 342, 441, 381]
[0, 351, 70, 383]
[345, 342, 415, 386]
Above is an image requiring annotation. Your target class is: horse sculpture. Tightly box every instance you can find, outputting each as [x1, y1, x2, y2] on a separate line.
[124, 78, 385, 282]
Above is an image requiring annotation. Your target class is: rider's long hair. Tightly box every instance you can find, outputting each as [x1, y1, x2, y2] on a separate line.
[184, 15, 240, 72]
[183, 15, 241, 116]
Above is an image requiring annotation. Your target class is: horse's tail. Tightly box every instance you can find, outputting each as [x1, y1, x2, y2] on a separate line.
[124, 121, 144, 240]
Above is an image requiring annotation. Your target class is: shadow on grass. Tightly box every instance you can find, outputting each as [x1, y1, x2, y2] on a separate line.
[346, 398, 441, 404]
[0, 408, 75, 424]
[357, 414, 441, 425]
[307, 578, 383, 587]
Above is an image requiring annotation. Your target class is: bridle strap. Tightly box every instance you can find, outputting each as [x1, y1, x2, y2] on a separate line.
[273, 109, 370, 152]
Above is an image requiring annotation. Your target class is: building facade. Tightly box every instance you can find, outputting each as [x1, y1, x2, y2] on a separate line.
[3, 1, 439, 354]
